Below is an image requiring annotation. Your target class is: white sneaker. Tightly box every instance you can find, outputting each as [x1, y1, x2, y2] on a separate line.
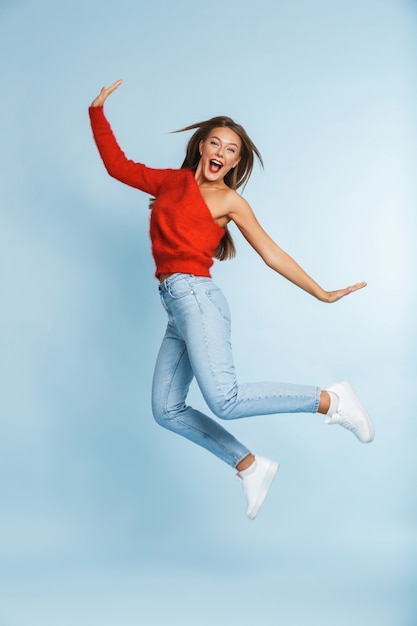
[236, 456, 279, 520]
[325, 381, 375, 443]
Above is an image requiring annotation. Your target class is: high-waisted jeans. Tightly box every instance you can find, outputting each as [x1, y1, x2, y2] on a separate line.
[152, 273, 321, 468]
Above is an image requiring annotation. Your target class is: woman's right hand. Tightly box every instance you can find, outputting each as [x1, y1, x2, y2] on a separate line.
[90, 79, 123, 107]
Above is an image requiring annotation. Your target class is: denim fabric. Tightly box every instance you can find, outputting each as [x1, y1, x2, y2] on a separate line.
[152, 273, 321, 468]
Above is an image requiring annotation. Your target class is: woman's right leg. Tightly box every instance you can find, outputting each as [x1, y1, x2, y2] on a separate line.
[151, 321, 252, 469]
[152, 323, 280, 519]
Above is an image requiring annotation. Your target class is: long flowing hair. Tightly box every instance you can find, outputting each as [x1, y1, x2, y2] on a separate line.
[174, 116, 264, 260]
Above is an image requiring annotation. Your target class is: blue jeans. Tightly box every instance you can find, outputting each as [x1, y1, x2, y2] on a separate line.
[152, 273, 321, 468]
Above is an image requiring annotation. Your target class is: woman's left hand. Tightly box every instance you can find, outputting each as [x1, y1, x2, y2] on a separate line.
[322, 281, 367, 303]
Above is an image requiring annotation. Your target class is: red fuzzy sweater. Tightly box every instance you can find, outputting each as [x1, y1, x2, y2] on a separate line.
[89, 106, 225, 278]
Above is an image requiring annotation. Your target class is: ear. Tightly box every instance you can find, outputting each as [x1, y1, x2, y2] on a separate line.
[199, 139, 204, 156]
[233, 155, 242, 168]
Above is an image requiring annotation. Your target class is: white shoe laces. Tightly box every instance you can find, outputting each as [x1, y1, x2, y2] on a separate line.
[331, 410, 356, 432]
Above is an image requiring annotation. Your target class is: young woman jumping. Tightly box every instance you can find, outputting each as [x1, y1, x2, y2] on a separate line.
[89, 79, 374, 520]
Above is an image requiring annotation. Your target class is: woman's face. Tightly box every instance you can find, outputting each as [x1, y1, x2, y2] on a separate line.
[198, 127, 242, 182]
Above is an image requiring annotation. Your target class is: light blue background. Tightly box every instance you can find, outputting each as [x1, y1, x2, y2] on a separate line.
[1, 0, 416, 624]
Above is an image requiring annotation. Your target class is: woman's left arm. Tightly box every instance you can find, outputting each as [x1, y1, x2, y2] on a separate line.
[229, 196, 366, 303]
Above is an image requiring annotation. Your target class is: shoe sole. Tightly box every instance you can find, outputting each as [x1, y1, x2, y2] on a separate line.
[247, 461, 280, 520]
[335, 381, 375, 443]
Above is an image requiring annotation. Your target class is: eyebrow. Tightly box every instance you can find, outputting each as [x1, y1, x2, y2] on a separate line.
[211, 135, 239, 148]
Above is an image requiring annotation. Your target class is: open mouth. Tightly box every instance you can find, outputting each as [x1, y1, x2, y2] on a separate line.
[209, 159, 223, 173]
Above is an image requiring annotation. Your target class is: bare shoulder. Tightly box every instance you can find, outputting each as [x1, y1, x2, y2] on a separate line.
[227, 191, 267, 239]
[228, 192, 259, 228]
[226, 189, 252, 215]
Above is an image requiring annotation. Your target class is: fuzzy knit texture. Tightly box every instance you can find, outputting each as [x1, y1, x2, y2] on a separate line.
[89, 106, 225, 278]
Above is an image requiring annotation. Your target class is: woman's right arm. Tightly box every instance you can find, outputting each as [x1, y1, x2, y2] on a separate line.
[89, 80, 168, 196]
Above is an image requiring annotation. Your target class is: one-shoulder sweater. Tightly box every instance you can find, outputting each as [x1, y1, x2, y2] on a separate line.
[89, 106, 225, 278]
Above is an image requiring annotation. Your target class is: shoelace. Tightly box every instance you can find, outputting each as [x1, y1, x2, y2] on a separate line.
[332, 410, 356, 431]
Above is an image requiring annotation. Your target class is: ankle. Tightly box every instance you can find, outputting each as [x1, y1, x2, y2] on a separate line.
[236, 453, 255, 472]
[318, 390, 330, 414]
[318, 390, 339, 415]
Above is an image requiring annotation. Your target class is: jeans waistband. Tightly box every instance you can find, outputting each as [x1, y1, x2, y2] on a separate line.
[158, 273, 189, 291]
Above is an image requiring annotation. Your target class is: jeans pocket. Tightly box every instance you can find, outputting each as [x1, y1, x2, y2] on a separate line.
[205, 288, 231, 322]
[167, 278, 193, 300]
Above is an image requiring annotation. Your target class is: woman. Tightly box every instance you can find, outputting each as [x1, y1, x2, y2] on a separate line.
[89, 79, 374, 520]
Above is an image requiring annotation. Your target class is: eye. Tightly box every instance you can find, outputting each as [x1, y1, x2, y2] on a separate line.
[227, 147, 236, 153]
[210, 140, 219, 146]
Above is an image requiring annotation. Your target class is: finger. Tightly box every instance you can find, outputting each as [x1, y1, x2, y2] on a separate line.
[348, 281, 367, 293]
[107, 79, 123, 94]
[92, 80, 122, 107]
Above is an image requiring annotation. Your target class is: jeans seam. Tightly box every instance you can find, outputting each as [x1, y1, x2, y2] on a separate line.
[162, 343, 187, 415]
[199, 295, 231, 413]
[163, 411, 246, 468]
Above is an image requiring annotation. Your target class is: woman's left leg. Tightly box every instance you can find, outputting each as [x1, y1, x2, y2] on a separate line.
[167, 276, 321, 421]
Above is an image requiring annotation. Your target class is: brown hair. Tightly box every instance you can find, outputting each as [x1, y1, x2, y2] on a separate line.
[174, 116, 264, 260]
